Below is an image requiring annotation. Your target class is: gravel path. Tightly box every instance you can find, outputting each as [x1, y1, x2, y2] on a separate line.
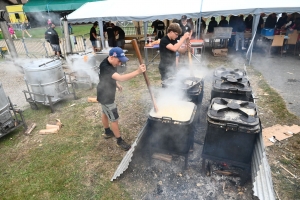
[0, 60, 29, 110]
[251, 51, 300, 118]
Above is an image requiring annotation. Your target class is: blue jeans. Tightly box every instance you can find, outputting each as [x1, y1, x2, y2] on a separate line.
[235, 32, 245, 50]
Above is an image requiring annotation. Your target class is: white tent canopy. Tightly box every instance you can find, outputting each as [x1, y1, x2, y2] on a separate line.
[67, 0, 300, 23]
[67, 0, 300, 64]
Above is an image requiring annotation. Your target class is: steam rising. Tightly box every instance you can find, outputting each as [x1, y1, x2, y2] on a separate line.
[66, 54, 98, 84]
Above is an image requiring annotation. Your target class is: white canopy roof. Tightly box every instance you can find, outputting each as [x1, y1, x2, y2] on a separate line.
[67, 0, 300, 23]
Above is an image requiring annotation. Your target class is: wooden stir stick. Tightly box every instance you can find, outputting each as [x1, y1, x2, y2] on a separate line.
[131, 39, 158, 112]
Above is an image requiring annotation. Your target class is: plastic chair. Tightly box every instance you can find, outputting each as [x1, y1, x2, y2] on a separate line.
[286, 30, 299, 55]
[269, 35, 285, 56]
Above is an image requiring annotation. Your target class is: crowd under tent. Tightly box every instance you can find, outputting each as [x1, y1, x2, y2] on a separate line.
[67, 0, 300, 64]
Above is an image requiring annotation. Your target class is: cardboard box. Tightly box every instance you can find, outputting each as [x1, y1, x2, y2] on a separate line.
[212, 48, 228, 57]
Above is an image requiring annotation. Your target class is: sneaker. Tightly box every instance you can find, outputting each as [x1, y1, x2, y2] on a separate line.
[23, 37, 25, 39]
[242, 47, 247, 50]
[102, 130, 114, 139]
[29, 35, 32, 37]
[117, 140, 131, 151]
[236, 49, 238, 51]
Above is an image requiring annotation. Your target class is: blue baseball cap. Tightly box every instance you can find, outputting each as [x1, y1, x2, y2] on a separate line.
[109, 47, 129, 63]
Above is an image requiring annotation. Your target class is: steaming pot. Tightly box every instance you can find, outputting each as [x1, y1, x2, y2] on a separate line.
[148, 101, 197, 154]
[23, 60, 68, 103]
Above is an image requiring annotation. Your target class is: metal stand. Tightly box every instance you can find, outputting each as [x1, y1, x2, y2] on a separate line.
[22, 73, 77, 113]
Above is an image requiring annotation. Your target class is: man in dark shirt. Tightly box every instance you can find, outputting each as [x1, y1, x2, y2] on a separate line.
[179, 15, 193, 39]
[105, 22, 115, 47]
[90, 21, 98, 52]
[45, 23, 64, 59]
[276, 13, 288, 29]
[159, 23, 190, 81]
[153, 20, 165, 39]
[265, 13, 277, 29]
[97, 47, 146, 151]
[219, 16, 229, 27]
[111, 24, 125, 48]
[245, 14, 253, 30]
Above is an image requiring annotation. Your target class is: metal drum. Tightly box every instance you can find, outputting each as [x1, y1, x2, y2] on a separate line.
[0, 82, 14, 133]
[23, 60, 68, 104]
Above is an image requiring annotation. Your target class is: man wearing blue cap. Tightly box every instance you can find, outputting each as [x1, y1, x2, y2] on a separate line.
[97, 47, 146, 151]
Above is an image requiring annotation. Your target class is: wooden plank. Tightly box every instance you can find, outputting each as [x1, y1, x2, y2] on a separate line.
[25, 123, 36, 134]
[152, 153, 172, 163]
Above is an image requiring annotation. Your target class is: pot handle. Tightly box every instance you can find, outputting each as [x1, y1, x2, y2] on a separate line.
[162, 116, 173, 121]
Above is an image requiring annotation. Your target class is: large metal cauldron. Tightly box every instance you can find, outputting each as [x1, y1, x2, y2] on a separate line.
[0, 82, 15, 135]
[23, 60, 68, 104]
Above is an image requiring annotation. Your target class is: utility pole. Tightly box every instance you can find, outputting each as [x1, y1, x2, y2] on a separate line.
[0, 10, 18, 58]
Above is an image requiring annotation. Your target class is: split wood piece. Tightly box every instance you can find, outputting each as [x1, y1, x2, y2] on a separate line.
[39, 128, 58, 135]
[279, 164, 297, 178]
[213, 170, 240, 177]
[46, 124, 60, 130]
[25, 123, 36, 134]
[152, 153, 172, 163]
[56, 119, 63, 128]
[88, 97, 98, 103]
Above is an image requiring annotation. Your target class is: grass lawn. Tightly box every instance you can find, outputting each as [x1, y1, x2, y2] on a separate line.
[14, 24, 92, 39]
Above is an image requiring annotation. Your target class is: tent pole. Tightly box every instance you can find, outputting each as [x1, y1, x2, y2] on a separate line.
[144, 21, 148, 65]
[197, 0, 204, 39]
[98, 19, 105, 50]
[246, 14, 260, 66]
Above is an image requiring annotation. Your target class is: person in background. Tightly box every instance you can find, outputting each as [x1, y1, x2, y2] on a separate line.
[158, 23, 190, 81]
[152, 19, 165, 40]
[194, 18, 206, 38]
[276, 13, 288, 30]
[106, 22, 115, 47]
[151, 20, 158, 34]
[45, 23, 64, 59]
[218, 16, 228, 47]
[112, 24, 125, 49]
[21, 21, 32, 39]
[244, 14, 253, 30]
[8, 25, 17, 39]
[235, 15, 247, 51]
[265, 13, 277, 29]
[97, 47, 146, 151]
[207, 16, 218, 46]
[228, 15, 238, 47]
[47, 19, 52, 28]
[179, 15, 193, 39]
[68, 23, 73, 34]
[219, 16, 228, 27]
[90, 21, 98, 53]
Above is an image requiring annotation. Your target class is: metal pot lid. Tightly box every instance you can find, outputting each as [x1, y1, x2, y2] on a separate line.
[162, 77, 202, 90]
[22, 59, 62, 70]
[214, 67, 246, 79]
[213, 78, 252, 92]
[208, 97, 258, 125]
[149, 101, 196, 122]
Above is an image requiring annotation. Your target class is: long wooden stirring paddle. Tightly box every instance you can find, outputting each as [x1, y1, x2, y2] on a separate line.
[131, 39, 158, 112]
[186, 38, 194, 77]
